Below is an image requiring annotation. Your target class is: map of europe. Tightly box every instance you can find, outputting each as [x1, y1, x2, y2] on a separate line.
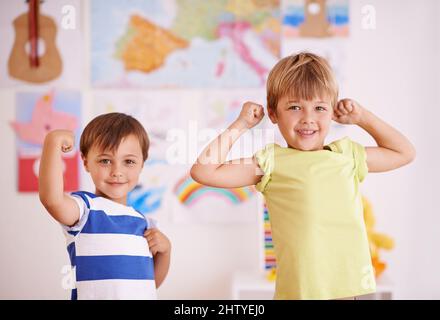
[91, 0, 280, 88]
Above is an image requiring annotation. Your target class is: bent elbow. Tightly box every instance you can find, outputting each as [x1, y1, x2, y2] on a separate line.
[190, 165, 201, 183]
[40, 197, 59, 214]
[404, 145, 416, 165]
[190, 164, 209, 185]
[39, 191, 52, 209]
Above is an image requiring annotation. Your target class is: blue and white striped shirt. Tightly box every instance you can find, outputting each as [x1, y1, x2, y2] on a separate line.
[62, 191, 156, 300]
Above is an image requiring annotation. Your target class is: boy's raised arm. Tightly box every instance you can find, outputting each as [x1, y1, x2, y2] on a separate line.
[334, 99, 416, 172]
[190, 102, 265, 189]
[39, 130, 80, 227]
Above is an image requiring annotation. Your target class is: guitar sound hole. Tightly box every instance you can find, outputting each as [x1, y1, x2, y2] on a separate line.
[25, 38, 46, 57]
[307, 3, 321, 15]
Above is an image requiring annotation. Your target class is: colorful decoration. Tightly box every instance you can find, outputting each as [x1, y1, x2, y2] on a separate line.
[11, 90, 80, 192]
[115, 15, 189, 74]
[91, 0, 280, 88]
[127, 184, 167, 215]
[263, 202, 277, 281]
[11, 90, 77, 145]
[174, 174, 255, 207]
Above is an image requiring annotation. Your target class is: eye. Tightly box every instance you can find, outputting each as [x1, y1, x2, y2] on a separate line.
[99, 159, 111, 165]
[125, 159, 136, 165]
[316, 106, 327, 112]
[288, 105, 301, 111]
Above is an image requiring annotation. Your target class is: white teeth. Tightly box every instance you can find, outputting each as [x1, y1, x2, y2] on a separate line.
[298, 130, 315, 135]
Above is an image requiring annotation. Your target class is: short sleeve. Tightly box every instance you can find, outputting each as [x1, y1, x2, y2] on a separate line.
[146, 217, 158, 229]
[327, 137, 368, 183]
[61, 193, 89, 233]
[254, 143, 275, 193]
[351, 140, 368, 183]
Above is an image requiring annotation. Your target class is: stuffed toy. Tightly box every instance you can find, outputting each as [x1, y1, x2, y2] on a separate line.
[362, 197, 395, 278]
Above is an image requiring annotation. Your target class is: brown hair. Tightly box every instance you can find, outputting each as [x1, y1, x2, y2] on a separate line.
[80, 113, 149, 161]
[266, 52, 338, 112]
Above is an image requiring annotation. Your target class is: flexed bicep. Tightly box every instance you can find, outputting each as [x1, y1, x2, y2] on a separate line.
[365, 146, 413, 172]
[191, 156, 262, 188]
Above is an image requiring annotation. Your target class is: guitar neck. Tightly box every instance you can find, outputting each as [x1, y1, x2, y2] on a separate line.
[28, 0, 40, 68]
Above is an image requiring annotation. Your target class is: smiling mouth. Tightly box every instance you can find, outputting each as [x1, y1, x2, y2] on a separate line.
[107, 182, 127, 185]
[296, 129, 318, 137]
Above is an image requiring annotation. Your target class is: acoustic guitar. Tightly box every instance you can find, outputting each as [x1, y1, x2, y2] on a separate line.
[299, 0, 332, 38]
[8, 0, 62, 83]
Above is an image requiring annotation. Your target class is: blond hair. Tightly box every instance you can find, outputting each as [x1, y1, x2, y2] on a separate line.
[267, 52, 338, 112]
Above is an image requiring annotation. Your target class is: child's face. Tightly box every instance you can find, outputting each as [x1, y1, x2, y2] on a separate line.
[269, 95, 333, 151]
[82, 134, 144, 205]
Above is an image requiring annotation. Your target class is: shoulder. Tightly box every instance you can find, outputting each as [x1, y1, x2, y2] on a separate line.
[255, 143, 277, 155]
[70, 191, 99, 206]
[327, 137, 368, 182]
[62, 191, 95, 233]
[326, 137, 352, 154]
[254, 144, 279, 193]
[255, 143, 278, 172]
[326, 137, 365, 157]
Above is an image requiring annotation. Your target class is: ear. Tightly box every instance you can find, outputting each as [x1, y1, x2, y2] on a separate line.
[268, 107, 278, 124]
[81, 153, 90, 173]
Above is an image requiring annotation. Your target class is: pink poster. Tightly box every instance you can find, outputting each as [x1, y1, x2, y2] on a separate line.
[11, 90, 81, 192]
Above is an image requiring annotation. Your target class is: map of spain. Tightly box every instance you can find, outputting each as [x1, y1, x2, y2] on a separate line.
[91, 0, 280, 88]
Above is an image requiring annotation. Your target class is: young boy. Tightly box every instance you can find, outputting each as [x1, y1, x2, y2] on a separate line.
[190, 52, 415, 299]
[39, 113, 171, 300]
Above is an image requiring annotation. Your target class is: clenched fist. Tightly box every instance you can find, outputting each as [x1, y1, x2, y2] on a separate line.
[333, 99, 365, 125]
[45, 129, 75, 153]
[236, 102, 265, 129]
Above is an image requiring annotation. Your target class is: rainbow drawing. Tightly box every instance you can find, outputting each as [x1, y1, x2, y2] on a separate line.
[173, 174, 255, 207]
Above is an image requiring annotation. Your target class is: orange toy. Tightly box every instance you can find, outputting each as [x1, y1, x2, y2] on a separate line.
[362, 197, 395, 278]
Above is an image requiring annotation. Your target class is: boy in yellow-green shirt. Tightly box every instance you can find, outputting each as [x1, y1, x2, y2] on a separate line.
[191, 52, 415, 300]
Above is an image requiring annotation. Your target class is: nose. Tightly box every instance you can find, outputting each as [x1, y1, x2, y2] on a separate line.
[300, 109, 315, 124]
[110, 164, 123, 178]
[111, 172, 123, 178]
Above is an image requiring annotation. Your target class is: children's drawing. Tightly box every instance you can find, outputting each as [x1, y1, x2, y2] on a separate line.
[172, 173, 258, 224]
[127, 184, 167, 216]
[11, 90, 81, 192]
[11, 90, 77, 145]
[174, 174, 255, 207]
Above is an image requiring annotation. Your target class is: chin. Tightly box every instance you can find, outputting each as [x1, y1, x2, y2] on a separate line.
[298, 146, 316, 151]
[290, 141, 321, 151]
[99, 189, 127, 201]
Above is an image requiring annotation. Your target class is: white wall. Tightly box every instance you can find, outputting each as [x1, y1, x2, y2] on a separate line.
[1, 0, 439, 299]
[346, 0, 440, 299]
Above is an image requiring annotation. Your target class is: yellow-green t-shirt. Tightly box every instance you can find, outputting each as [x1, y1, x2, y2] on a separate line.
[255, 137, 376, 300]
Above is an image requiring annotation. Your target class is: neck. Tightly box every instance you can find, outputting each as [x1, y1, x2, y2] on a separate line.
[95, 189, 127, 205]
[287, 144, 325, 151]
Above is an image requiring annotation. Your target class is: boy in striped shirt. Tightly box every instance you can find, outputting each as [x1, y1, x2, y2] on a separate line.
[39, 113, 171, 299]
